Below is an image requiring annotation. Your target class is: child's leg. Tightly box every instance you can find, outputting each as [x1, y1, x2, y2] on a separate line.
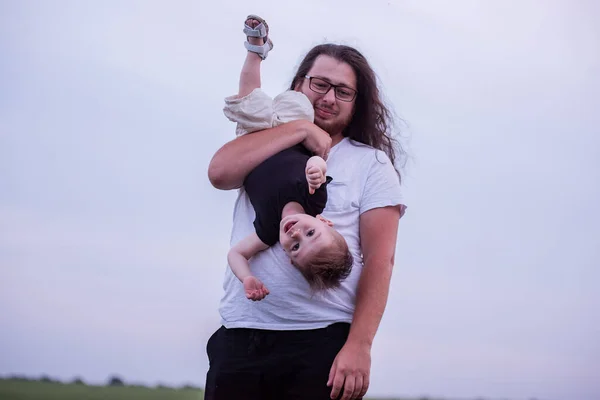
[223, 16, 274, 136]
[238, 18, 265, 98]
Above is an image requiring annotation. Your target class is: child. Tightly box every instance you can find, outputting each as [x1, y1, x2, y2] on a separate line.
[223, 15, 353, 301]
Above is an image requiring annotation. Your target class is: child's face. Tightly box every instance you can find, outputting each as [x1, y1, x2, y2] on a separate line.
[279, 214, 337, 266]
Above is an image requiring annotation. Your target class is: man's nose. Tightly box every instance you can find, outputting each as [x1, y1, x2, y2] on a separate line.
[322, 87, 336, 103]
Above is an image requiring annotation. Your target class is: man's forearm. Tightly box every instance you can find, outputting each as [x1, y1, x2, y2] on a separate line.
[208, 120, 307, 190]
[348, 206, 400, 348]
[347, 258, 394, 347]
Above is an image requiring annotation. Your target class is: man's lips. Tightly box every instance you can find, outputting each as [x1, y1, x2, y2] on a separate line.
[315, 107, 336, 118]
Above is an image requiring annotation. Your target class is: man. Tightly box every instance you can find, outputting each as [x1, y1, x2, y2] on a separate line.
[206, 43, 406, 400]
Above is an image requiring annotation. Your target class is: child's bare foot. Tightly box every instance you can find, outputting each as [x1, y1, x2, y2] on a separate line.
[306, 165, 326, 195]
[306, 155, 327, 194]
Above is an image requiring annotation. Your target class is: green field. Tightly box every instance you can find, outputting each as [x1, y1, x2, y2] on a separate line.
[0, 380, 204, 400]
[0, 379, 425, 400]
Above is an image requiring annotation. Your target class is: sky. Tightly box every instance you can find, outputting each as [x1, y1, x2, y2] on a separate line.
[1, 1, 599, 399]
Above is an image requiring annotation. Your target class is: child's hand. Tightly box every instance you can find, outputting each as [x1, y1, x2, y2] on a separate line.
[243, 276, 270, 301]
[306, 165, 326, 195]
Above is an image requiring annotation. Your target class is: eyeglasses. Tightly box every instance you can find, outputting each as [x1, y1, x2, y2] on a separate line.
[304, 75, 357, 102]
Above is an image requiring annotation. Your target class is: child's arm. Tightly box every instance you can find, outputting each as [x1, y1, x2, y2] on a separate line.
[306, 155, 328, 194]
[227, 233, 271, 300]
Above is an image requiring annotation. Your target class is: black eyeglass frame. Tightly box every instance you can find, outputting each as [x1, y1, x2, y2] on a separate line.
[304, 75, 358, 102]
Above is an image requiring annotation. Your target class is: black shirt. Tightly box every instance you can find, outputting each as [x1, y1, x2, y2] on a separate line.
[243, 144, 332, 246]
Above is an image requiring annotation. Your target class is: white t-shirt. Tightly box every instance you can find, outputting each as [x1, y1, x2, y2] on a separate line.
[218, 137, 405, 330]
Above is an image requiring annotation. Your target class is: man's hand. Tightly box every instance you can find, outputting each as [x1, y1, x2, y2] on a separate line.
[243, 276, 269, 301]
[327, 340, 371, 400]
[302, 121, 332, 160]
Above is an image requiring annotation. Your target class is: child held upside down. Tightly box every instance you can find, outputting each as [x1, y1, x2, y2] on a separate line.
[223, 14, 353, 301]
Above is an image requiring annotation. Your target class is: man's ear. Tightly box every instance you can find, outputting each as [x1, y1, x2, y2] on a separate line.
[317, 214, 334, 227]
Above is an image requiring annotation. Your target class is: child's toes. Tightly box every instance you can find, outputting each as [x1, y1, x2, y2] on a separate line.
[246, 18, 265, 46]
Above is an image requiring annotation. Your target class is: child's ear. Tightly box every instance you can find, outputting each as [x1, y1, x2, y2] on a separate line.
[317, 214, 334, 227]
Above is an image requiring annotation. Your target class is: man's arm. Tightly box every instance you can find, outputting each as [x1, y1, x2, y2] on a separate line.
[208, 120, 331, 190]
[227, 232, 270, 282]
[350, 205, 400, 346]
[328, 205, 401, 400]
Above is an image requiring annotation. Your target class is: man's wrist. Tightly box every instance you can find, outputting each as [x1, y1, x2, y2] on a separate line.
[346, 331, 374, 349]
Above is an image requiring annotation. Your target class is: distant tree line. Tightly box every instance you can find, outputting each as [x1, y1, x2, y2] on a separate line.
[0, 374, 201, 390]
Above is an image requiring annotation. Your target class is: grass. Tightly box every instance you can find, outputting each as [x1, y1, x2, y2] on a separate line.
[0, 380, 204, 400]
[0, 379, 442, 400]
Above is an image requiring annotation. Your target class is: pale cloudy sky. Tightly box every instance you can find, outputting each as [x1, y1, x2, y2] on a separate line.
[1, 1, 599, 399]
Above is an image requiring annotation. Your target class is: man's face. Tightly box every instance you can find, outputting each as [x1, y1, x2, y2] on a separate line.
[296, 55, 357, 137]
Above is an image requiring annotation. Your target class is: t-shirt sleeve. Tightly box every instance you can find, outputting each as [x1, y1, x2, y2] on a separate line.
[359, 150, 405, 216]
[253, 216, 279, 246]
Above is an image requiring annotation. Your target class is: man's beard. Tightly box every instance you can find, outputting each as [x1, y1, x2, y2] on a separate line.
[314, 113, 352, 137]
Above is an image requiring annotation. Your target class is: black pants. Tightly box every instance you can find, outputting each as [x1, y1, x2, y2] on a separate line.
[204, 322, 356, 400]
